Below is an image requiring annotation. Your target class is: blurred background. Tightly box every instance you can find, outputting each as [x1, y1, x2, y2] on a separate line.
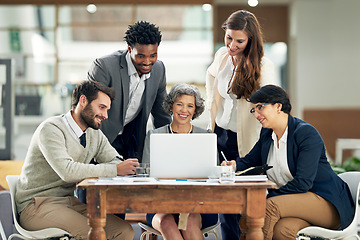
[0, 0, 359, 164]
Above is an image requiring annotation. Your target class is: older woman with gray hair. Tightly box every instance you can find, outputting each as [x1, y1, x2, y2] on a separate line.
[142, 83, 218, 240]
[162, 83, 205, 121]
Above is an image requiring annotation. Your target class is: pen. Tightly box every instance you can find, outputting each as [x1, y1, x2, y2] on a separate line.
[220, 151, 229, 166]
[176, 179, 207, 182]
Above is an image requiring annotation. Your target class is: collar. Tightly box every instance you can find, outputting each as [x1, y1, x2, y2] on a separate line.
[64, 110, 85, 138]
[271, 126, 288, 144]
[125, 51, 151, 80]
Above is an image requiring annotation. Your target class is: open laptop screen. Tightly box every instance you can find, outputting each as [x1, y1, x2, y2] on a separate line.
[150, 133, 217, 179]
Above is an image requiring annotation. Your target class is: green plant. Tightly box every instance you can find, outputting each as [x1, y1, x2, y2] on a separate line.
[331, 156, 360, 174]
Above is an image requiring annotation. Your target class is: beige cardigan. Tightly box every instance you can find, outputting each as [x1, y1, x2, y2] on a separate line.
[206, 46, 278, 157]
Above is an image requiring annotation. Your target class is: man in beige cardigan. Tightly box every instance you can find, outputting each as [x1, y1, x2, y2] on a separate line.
[15, 81, 138, 240]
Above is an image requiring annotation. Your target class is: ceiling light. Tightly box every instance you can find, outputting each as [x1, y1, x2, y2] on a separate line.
[202, 4, 212, 12]
[248, 0, 258, 7]
[86, 4, 97, 13]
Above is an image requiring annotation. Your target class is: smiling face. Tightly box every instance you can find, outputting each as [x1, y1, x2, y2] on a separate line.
[80, 91, 111, 130]
[251, 102, 281, 129]
[128, 43, 158, 76]
[224, 29, 249, 58]
[171, 94, 196, 126]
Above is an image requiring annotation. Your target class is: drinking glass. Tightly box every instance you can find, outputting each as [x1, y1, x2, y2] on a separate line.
[219, 165, 235, 184]
[136, 163, 150, 177]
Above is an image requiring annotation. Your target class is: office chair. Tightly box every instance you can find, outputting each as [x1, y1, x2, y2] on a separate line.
[6, 175, 71, 240]
[138, 221, 221, 240]
[297, 171, 360, 240]
[1, 219, 7, 240]
[0, 190, 18, 240]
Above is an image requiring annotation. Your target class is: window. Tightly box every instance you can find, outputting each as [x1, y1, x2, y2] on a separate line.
[0, 4, 213, 118]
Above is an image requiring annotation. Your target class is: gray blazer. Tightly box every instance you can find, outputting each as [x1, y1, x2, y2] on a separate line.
[87, 50, 171, 158]
[142, 124, 211, 164]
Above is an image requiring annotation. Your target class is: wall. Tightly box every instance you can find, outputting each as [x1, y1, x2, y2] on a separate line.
[288, 0, 360, 160]
[289, 0, 360, 117]
[213, 4, 288, 44]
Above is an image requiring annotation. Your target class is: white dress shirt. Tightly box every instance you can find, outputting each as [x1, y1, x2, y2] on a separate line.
[120, 52, 151, 134]
[216, 56, 238, 132]
[62, 110, 84, 143]
[266, 127, 293, 188]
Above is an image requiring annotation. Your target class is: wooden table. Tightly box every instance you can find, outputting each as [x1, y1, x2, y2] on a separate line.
[77, 179, 276, 240]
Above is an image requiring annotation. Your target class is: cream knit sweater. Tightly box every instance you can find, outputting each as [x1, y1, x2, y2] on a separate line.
[15, 115, 121, 213]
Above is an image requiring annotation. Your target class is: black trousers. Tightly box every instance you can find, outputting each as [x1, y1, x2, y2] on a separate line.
[111, 119, 139, 159]
[214, 124, 242, 239]
[219, 214, 242, 240]
[214, 124, 239, 162]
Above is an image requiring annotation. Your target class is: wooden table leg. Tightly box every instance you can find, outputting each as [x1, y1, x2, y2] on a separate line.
[240, 216, 247, 240]
[244, 188, 267, 240]
[245, 216, 264, 240]
[87, 188, 107, 240]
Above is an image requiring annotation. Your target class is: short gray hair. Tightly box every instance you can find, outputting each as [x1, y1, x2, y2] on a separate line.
[163, 83, 205, 120]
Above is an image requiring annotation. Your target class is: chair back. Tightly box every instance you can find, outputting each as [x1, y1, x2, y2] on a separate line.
[0, 190, 19, 240]
[339, 171, 360, 232]
[6, 175, 23, 234]
[0, 217, 7, 240]
[339, 171, 360, 204]
[297, 171, 360, 240]
[6, 175, 70, 239]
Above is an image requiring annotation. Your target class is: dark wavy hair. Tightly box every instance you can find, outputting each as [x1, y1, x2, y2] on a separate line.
[124, 21, 162, 48]
[249, 85, 292, 114]
[72, 80, 115, 108]
[222, 10, 264, 100]
[163, 83, 205, 120]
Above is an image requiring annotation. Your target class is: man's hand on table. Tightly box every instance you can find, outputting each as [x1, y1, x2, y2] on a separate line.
[117, 158, 139, 176]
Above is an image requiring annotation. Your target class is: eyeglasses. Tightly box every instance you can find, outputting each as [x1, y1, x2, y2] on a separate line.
[250, 103, 272, 114]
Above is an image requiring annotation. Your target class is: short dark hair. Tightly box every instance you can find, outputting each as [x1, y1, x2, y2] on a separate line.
[124, 21, 162, 48]
[249, 85, 292, 114]
[163, 83, 205, 120]
[72, 80, 115, 108]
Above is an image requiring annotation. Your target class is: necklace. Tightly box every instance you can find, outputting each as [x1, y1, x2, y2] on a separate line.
[169, 123, 192, 134]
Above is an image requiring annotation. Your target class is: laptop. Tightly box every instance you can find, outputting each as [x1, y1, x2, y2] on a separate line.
[149, 133, 217, 179]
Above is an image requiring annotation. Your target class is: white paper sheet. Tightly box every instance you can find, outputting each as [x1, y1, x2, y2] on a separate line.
[235, 175, 268, 182]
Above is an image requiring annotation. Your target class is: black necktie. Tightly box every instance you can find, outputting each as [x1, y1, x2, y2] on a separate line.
[80, 133, 86, 148]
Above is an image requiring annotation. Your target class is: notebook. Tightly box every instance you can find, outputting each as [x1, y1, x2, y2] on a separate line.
[149, 133, 217, 179]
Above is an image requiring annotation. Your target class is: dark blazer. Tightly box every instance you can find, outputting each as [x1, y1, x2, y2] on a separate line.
[87, 50, 171, 158]
[236, 115, 355, 229]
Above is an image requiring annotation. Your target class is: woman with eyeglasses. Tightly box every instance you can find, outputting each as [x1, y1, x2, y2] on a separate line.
[222, 85, 355, 239]
[205, 9, 278, 239]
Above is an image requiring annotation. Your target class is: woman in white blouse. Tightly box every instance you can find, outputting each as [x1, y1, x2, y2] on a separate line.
[222, 85, 354, 239]
[205, 9, 277, 239]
